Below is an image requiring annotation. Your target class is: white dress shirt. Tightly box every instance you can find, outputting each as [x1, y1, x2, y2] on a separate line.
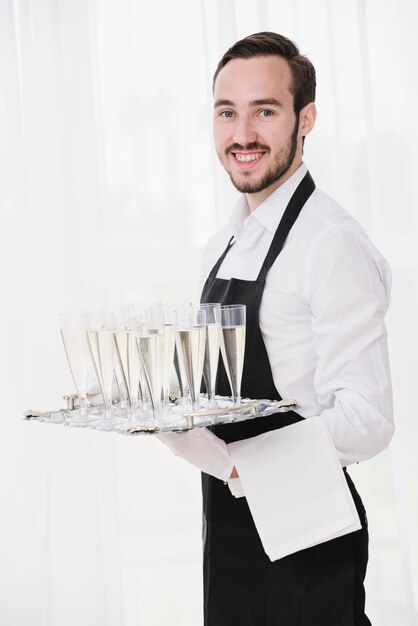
[159, 162, 394, 482]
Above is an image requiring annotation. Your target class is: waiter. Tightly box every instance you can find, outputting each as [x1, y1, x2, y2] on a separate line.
[159, 32, 394, 625]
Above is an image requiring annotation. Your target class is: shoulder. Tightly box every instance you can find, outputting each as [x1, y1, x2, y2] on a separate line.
[300, 189, 386, 262]
[300, 189, 392, 301]
[302, 188, 369, 237]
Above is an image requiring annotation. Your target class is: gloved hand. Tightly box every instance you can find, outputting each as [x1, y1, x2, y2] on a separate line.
[156, 427, 234, 482]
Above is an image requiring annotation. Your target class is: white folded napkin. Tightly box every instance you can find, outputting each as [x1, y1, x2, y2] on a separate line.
[227, 416, 361, 561]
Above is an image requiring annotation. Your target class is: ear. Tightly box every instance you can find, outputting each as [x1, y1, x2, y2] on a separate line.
[298, 102, 317, 138]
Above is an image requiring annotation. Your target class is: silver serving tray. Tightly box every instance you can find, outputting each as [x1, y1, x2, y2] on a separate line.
[24, 396, 298, 435]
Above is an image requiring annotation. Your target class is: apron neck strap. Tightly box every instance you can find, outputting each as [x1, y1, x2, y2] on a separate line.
[208, 236, 235, 278]
[257, 171, 315, 281]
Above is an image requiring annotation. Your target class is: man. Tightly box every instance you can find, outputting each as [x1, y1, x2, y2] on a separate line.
[159, 32, 394, 625]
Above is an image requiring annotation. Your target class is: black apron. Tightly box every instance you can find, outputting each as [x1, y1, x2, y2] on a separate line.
[200, 172, 371, 626]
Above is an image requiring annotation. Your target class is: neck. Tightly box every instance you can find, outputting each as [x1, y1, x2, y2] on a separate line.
[246, 157, 303, 212]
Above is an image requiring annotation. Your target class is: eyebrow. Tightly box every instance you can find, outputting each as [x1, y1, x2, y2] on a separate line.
[214, 98, 283, 108]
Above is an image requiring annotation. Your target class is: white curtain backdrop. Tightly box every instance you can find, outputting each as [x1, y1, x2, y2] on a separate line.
[1, 0, 417, 624]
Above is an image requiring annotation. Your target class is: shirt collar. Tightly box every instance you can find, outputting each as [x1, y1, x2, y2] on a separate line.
[228, 163, 308, 238]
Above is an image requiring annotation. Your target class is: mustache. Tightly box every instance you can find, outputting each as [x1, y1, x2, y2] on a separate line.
[225, 142, 270, 155]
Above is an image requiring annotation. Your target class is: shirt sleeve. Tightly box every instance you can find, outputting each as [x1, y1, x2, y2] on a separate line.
[303, 225, 394, 466]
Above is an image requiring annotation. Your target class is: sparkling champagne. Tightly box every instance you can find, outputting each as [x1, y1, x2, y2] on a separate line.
[60, 327, 89, 398]
[161, 325, 176, 405]
[114, 330, 141, 408]
[87, 329, 115, 408]
[219, 325, 246, 402]
[173, 343, 185, 397]
[203, 323, 220, 401]
[177, 326, 206, 404]
[137, 333, 163, 411]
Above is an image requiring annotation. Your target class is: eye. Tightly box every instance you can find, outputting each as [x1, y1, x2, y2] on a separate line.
[220, 110, 234, 118]
[259, 109, 274, 118]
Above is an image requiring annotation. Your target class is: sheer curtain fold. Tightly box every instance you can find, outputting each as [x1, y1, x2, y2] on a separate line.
[1, 0, 417, 624]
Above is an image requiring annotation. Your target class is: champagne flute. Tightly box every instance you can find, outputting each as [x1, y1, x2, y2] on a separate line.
[214, 305, 246, 406]
[200, 302, 221, 407]
[59, 311, 98, 425]
[171, 303, 192, 405]
[111, 306, 131, 410]
[87, 310, 124, 430]
[176, 306, 207, 409]
[134, 304, 165, 422]
[161, 307, 177, 411]
[113, 306, 143, 423]
[136, 327, 163, 420]
[129, 303, 154, 409]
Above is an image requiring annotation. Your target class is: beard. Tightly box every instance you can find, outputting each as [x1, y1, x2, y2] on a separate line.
[221, 117, 299, 194]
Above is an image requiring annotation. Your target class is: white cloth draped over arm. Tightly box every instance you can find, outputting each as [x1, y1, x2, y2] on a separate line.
[227, 417, 361, 560]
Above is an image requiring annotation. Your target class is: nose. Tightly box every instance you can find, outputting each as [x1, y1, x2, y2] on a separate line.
[232, 114, 257, 147]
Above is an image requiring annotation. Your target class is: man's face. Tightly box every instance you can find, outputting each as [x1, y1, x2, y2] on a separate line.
[213, 56, 303, 207]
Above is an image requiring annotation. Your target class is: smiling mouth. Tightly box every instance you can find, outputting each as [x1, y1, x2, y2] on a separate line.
[231, 151, 266, 166]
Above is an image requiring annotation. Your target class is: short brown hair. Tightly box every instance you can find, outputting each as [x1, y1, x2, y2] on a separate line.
[213, 31, 316, 114]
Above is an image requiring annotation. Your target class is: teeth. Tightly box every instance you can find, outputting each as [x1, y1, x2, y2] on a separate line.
[235, 152, 263, 163]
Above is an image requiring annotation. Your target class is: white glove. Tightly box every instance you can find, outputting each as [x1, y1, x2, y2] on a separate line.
[156, 427, 234, 482]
